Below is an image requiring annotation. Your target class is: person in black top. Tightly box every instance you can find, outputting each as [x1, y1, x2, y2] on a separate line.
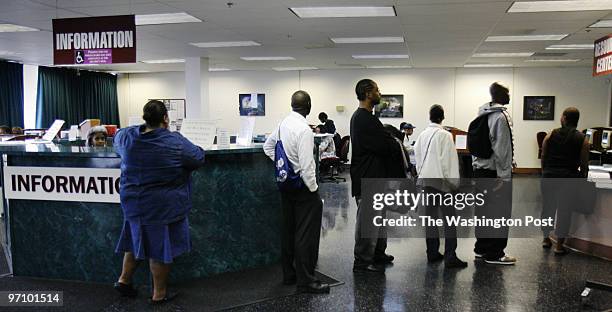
[351, 79, 402, 273]
[318, 112, 336, 134]
[540, 107, 589, 254]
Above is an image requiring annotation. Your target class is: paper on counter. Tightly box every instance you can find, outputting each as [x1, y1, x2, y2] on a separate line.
[237, 117, 255, 146]
[455, 135, 467, 150]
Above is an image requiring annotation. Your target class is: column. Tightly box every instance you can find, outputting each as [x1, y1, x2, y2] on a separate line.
[185, 57, 210, 119]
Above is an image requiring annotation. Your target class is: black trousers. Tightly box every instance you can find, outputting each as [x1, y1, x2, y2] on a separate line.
[354, 196, 387, 266]
[424, 187, 458, 259]
[473, 169, 512, 260]
[280, 188, 323, 286]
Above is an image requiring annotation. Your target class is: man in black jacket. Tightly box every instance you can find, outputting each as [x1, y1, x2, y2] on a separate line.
[351, 79, 402, 273]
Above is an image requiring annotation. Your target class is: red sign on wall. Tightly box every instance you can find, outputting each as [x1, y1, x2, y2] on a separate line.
[53, 15, 136, 65]
[593, 34, 612, 76]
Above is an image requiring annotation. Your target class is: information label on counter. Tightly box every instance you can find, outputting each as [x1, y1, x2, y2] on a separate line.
[3, 166, 121, 203]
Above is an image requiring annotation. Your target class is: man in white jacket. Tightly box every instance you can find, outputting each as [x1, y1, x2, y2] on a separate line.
[414, 105, 467, 268]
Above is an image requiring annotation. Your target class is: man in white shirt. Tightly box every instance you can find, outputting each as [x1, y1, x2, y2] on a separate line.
[263, 90, 329, 294]
[414, 105, 467, 268]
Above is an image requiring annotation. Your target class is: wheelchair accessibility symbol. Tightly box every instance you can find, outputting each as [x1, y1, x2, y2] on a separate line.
[75, 50, 84, 64]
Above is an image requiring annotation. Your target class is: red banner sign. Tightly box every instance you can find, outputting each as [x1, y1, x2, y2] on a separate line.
[593, 34, 612, 76]
[53, 15, 136, 65]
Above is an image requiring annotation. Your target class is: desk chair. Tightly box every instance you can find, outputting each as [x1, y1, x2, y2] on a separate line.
[537, 131, 546, 159]
[337, 136, 350, 171]
[319, 136, 346, 183]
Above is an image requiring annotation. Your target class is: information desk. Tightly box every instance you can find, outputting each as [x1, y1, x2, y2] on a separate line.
[566, 186, 612, 260]
[0, 144, 281, 283]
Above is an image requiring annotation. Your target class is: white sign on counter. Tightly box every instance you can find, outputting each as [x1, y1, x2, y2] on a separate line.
[455, 135, 467, 150]
[217, 128, 231, 149]
[236, 117, 255, 146]
[3, 166, 121, 203]
[180, 119, 217, 150]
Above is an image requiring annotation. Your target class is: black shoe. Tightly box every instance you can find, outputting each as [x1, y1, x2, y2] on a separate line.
[352, 264, 385, 273]
[427, 252, 444, 263]
[297, 282, 330, 294]
[149, 291, 179, 305]
[283, 277, 297, 285]
[113, 282, 137, 298]
[445, 257, 468, 268]
[374, 254, 394, 264]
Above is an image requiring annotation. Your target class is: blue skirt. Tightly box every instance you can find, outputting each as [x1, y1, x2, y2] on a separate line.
[115, 217, 191, 264]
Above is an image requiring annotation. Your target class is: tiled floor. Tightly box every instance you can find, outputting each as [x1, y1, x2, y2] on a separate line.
[1, 175, 612, 311]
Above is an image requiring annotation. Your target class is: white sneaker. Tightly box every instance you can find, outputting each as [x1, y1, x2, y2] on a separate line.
[484, 256, 517, 265]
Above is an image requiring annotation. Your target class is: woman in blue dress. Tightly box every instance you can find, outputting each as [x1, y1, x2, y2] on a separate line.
[112, 100, 205, 303]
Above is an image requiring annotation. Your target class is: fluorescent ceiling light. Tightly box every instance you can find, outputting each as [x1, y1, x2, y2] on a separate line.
[331, 37, 404, 44]
[464, 64, 514, 68]
[486, 35, 568, 42]
[525, 59, 581, 62]
[0, 24, 39, 32]
[110, 70, 150, 74]
[241, 56, 295, 61]
[589, 20, 612, 28]
[352, 54, 409, 59]
[209, 68, 231, 71]
[135, 12, 201, 26]
[272, 67, 318, 71]
[290, 6, 396, 18]
[190, 41, 260, 48]
[473, 52, 534, 57]
[546, 44, 594, 50]
[141, 59, 185, 64]
[0, 50, 20, 55]
[367, 65, 412, 69]
[508, 1, 612, 13]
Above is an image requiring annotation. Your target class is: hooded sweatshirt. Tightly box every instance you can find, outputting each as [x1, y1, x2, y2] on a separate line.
[471, 102, 513, 179]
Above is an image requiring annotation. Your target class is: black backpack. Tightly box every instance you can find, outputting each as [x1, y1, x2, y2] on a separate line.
[467, 112, 493, 159]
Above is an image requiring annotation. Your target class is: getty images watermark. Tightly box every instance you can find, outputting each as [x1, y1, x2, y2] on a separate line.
[354, 178, 603, 239]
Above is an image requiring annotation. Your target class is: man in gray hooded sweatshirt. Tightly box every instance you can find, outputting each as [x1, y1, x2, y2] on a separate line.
[472, 82, 517, 265]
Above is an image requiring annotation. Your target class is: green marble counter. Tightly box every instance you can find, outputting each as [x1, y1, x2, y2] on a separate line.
[0, 143, 281, 283]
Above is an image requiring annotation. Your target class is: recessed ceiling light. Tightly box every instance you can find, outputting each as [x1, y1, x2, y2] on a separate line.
[241, 56, 295, 61]
[352, 54, 409, 59]
[0, 24, 39, 32]
[367, 65, 412, 69]
[290, 6, 396, 18]
[331, 37, 404, 44]
[209, 68, 231, 71]
[190, 41, 260, 48]
[508, 1, 612, 13]
[486, 35, 568, 42]
[464, 64, 514, 68]
[589, 20, 612, 28]
[135, 12, 201, 26]
[525, 59, 581, 62]
[473, 52, 534, 57]
[141, 59, 185, 64]
[546, 44, 594, 50]
[272, 67, 318, 71]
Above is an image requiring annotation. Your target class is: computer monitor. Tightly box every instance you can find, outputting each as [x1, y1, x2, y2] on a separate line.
[586, 129, 594, 145]
[602, 130, 612, 149]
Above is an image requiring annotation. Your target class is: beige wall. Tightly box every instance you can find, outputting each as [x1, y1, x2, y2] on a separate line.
[117, 67, 610, 168]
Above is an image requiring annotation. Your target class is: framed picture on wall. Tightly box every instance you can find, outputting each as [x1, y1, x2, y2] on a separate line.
[374, 94, 404, 118]
[523, 96, 555, 120]
[239, 93, 266, 116]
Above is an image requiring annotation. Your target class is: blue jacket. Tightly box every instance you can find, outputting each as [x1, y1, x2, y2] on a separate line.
[114, 125, 205, 224]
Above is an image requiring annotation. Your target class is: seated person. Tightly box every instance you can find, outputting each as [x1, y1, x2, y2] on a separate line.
[87, 126, 108, 147]
[318, 112, 336, 134]
[11, 127, 23, 135]
[0, 125, 10, 135]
